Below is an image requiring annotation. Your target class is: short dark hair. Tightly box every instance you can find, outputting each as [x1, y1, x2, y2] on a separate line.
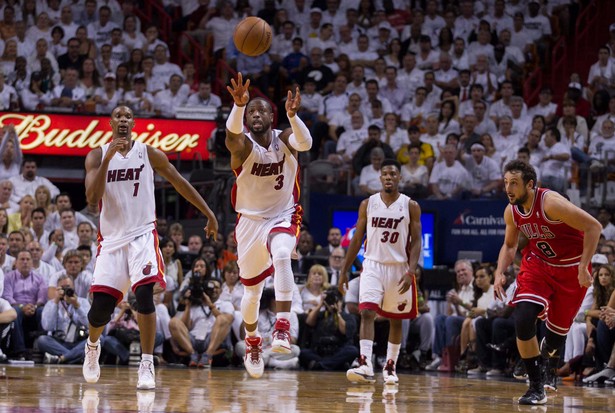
[517, 147, 530, 156]
[504, 160, 537, 188]
[382, 159, 401, 170]
[31, 207, 46, 217]
[546, 127, 561, 142]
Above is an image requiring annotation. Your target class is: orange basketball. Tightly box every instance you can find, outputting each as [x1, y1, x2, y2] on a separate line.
[233, 16, 272, 57]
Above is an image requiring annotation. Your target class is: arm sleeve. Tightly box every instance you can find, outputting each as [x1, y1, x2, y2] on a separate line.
[288, 114, 313, 152]
[225, 103, 246, 134]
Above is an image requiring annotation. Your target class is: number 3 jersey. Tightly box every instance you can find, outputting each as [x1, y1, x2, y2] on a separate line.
[232, 129, 300, 219]
[364, 193, 411, 264]
[511, 187, 584, 266]
[98, 140, 156, 252]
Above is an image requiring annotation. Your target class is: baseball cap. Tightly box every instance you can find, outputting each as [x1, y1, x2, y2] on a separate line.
[592, 254, 608, 265]
[568, 82, 582, 90]
[310, 7, 322, 14]
[104, 72, 116, 80]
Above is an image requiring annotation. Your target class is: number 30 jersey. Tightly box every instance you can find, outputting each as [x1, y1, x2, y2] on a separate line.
[511, 187, 584, 266]
[364, 193, 411, 264]
[232, 129, 300, 219]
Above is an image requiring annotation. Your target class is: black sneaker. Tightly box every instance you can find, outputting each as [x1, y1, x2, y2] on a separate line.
[513, 358, 528, 380]
[543, 365, 558, 392]
[518, 385, 547, 405]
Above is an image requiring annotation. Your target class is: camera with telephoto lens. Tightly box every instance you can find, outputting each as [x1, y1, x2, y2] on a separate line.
[187, 274, 217, 305]
[62, 286, 75, 298]
[324, 287, 341, 308]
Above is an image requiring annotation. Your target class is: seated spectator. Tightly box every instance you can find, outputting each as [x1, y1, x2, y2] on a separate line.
[124, 76, 154, 116]
[381, 113, 409, 154]
[427, 259, 475, 371]
[429, 144, 470, 200]
[58, 209, 79, 250]
[219, 261, 242, 311]
[538, 127, 570, 195]
[528, 87, 557, 125]
[217, 229, 238, 271]
[50, 67, 85, 109]
[29, 207, 50, 251]
[198, 244, 221, 280]
[400, 143, 430, 199]
[186, 81, 222, 109]
[169, 277, 234, 367]
[457, 265, 495, 372]
[328, 110, 367, 168]
[92, 71, 122, 114]
[48, 249, 93, 300]
[154, 74, 189, 118]
[27, 240, 54, 283]
[460, 142, 502, 198]
[0, 181, 16, 214]
[0, 208, 8, 236]
[299, 287, 358, 371]
[8, 195, 35, 233]
[352, 125, 395, 177]
[397, 126, 436, 171]
[34, 186, 56, 223]
[0, 124, 22, 182]
[160, 237, 183, 308]
[357, 147, 385, 196]
[293, 231, 315, 275]
[103, 295, 164, 365]
[0, 72, 18, 111]
[582, 288, 615, 384]
[43, 229, 65, 271]
[236, 288, 301, 370]
[39, 274, 90, 364]
[300, 264, 329, 314]
[0, 295, 17, 361]
[0, 233, 15, 273]
[1, 250, 47, 358]
[402, 267, 434, 369]
[27, 38, 60, 84]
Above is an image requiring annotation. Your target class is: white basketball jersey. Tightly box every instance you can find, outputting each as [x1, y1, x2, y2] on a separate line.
[98, 141, 156, 251]
[232, 129, 300, 218]
[364, 193, 411, 264]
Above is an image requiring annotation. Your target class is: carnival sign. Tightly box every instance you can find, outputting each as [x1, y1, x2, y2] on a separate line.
[0, 112, 216, 160]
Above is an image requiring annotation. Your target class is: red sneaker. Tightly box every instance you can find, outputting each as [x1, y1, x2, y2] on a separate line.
[271, 318, 292, 354]
[244, 336, 264, 378]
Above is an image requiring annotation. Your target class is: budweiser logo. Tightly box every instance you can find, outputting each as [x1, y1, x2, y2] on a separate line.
[0, 113, 203, 155]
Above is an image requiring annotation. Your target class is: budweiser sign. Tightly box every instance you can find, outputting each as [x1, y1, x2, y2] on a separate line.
[0, 112, 216, 160]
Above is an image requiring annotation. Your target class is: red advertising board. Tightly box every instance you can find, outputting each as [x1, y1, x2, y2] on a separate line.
[0, 112, 216, 160]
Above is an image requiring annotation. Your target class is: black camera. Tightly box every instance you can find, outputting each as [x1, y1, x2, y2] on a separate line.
[324, 287, 340, 307]
[62, 286, 75, 298]
[187, 272, 206, 304]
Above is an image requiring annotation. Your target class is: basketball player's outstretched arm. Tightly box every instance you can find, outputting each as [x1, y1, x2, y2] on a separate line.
[400, 200, 422, 294]
[338, 199, 369, 295]
[285, 87, 312, 152]
[225, 72, 253, 168]
[494, 205, 519, 301]
[84, 138, 129, 204]
[543, 192, 602, 288]
[146, 145, 218, 240]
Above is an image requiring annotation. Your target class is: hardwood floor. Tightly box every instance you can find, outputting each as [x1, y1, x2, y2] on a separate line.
[1, 365, 614, 412]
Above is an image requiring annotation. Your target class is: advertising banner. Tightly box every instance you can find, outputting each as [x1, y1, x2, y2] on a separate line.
[0, 112, 216, 160]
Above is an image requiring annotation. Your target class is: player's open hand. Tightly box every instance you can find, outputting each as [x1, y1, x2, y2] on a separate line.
[226, 72, 250, 107]
[285, 87, 301, 118]
[578, 266, 592, 288]
[398, 271, 415, 294]
[493, 271, 507, 301]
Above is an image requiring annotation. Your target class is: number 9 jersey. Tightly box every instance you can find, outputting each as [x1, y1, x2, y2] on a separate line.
[364, 193, 411, 264]
[511, 187, 584, 267]
[232, 130, 300, 219]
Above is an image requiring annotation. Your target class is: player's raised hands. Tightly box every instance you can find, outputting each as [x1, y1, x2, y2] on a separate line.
[227, 72, 250, 107]
[285, 86, 301, 118]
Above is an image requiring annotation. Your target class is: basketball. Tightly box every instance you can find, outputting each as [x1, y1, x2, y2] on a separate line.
[233, 16, 272, 57]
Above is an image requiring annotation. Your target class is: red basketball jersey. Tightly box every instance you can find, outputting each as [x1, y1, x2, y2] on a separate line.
[511, 188, 584, 266]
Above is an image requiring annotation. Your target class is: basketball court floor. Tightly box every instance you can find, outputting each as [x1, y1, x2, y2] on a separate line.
[1, 365, 614, 412]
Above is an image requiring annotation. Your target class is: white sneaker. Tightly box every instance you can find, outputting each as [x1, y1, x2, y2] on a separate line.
[347, 355, 376, 384]
[425, 356, 441, 371]
[382, 359, 398, 385]
[83, 341, 101, 383]
[244, 336, 265, 379]
[137, 360, 156, 390]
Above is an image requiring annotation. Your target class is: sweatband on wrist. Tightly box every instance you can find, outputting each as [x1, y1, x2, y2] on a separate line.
[226, 104, 246, 134]
[288, 114, 313, 151]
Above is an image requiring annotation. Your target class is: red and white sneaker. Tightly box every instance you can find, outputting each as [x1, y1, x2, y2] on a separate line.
[347, 355, 376, 384]
[244, 336, 264, 379]
[271, 318, 292, 354]
[383, 359, 399, 385]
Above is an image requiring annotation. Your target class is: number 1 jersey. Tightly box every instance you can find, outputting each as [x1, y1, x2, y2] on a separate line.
[232, 129, 300, 219]
[511, 187, 584, 266]
[98, 140, 156, 251]
[364, 193, 411, 264]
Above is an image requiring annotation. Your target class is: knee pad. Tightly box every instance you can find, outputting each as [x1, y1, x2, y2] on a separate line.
[241, 283, 265, 325]
[134, 283, 156, 315]
[540, 329, 567, 358]
[514, 302, 543, 341]
[88, 292, 118, 328]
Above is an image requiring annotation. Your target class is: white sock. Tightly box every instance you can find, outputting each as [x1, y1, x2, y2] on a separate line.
[87, 338, 99, 348]
[276, 312, 291, 322]
[386, 342, 401, 364]
[360, 339, 373, 365]
[141, 353, 153, 363]
[246, 328, 258, 338]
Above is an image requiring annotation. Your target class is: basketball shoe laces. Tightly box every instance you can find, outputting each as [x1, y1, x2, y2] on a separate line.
[384, 360, 395, 375]
[86, 344, 98, 366]
[273, 327, 291, 345]
[248, 338, 262, 364]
